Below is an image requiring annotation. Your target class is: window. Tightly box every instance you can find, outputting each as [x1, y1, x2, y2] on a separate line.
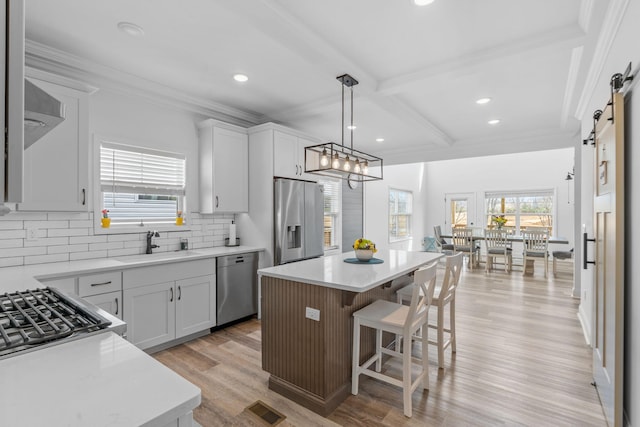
[389, 188, 413, 241]
[450, 199, 468, 228]
[485, 190, 554, 234]
[99, 141, 186, 226]
[319, 178, 341, 250]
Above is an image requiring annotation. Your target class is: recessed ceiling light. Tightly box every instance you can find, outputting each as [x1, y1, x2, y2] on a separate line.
[347, 125, 357, 130]
[376, 138, 385, 142]
[476, 97, 491, 105]
[488, 119, 501, 125]
[233, 74, 249, 82]
[117, 22, 144, 37]
[414, 0, 435, 5]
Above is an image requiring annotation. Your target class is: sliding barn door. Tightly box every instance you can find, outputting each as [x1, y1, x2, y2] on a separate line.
[592, 92, 625, 426]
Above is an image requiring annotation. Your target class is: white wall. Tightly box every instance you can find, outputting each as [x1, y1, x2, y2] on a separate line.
[364, 163, 427, 252]
[577, 1, 640, 423]
[422, 148, 576, 249]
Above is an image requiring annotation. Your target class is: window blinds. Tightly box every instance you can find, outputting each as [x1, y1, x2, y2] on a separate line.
[100, 142, 186, 196]
[319, 179, 340, 214]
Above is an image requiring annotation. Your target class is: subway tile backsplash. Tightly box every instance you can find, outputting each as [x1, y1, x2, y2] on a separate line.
[0, 212, 235, 267]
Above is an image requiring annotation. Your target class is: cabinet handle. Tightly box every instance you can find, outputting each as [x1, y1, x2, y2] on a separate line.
[90, 281, 112, 287]
[178, 285, 181, 301]
[170, 287, 174, 302]
[82, 189, 86, 205]
[114, 297, 119, 315]
[295, 164, 299, 175]
[215, 196, 219, 208]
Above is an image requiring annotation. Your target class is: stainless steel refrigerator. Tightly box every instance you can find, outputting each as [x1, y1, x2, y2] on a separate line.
[274, 178, 324, 265]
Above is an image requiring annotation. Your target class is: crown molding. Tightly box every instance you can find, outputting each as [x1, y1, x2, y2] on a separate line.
[579, 0, 595, 32]
[561, 46, 584, 128]
[574, 0, 630, 120]
[25, 40, 268, 128]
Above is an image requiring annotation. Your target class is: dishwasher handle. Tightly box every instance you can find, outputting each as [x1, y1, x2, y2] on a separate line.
[217, 253, 258, 268]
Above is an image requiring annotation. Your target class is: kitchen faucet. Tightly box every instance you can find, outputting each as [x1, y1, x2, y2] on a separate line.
[146, 230, 160, 254]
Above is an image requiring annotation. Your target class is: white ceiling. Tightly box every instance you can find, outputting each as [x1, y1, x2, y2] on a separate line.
[24, 0, 601, 165]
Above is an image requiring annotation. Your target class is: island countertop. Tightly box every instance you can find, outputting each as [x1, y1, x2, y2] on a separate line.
[258, 249, 443, 292]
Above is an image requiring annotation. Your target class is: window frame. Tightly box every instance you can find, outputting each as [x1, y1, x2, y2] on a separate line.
[318, 177, 342, 255]
[389, 187, 413, 242]
[93, 135, 189, 234]
[484, 189, 556, 235]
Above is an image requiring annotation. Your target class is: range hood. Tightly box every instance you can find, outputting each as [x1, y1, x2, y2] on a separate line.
[24, 79, 65, 149]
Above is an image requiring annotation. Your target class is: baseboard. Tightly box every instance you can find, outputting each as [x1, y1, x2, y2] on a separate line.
[577, 304, 592, 346]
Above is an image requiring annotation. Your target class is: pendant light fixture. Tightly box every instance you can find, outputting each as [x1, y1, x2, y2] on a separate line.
[304, 74, 383, 183]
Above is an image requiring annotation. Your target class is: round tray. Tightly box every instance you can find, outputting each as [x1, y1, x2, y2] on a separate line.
[343, 257, 384, 264]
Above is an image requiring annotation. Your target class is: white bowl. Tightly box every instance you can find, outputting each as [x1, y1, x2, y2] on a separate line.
[355, 249, 374, 261]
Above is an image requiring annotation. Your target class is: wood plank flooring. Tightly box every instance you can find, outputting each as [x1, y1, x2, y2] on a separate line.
[154, 260, 606, 426]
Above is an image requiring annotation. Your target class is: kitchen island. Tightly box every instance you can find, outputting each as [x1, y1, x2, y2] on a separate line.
[258, 249, 443, 416]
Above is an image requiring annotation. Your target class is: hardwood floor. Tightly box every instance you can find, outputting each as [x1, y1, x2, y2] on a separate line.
[154, 260, 606, 426]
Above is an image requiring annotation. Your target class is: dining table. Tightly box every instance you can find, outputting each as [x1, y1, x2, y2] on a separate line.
[440, 233, 569, 244]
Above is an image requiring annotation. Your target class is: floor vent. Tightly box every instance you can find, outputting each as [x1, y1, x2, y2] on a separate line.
[246, 400, 286, 426]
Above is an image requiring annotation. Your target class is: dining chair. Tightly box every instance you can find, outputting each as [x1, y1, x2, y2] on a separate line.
[522, 229, 549, 277]
[433, 225, 454, 254]
[484, 229, 512, 273]
[396, 253, 463, 370]
[451, 227, 479, 270]
[552, 248, 574, 277]
[352, 263, 437, 418]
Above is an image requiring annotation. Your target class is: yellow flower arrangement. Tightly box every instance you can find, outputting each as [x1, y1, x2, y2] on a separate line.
[353, 238, 377, 253]
[491, 215, 508, 228]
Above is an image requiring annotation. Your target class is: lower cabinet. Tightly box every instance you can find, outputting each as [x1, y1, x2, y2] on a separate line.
[84, 291, 122, 320]
[123, 274, 215, 350]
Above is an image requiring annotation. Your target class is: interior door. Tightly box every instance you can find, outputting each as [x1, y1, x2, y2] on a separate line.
[592, 92, 624, 426]
[444, 193, 475, 231]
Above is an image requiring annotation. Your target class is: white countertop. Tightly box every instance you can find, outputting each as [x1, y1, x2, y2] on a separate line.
[0, 245, 263, 293]
[258, 249, 443, 292]
[0, 332, 200, 427]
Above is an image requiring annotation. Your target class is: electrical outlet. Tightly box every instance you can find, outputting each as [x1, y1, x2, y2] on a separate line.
[26, 228, 39, 241]
[305, 307, 320, 322]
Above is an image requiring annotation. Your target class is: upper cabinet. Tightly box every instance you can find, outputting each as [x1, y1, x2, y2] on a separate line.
[18, 74, 94, 211]
[273, 130, 317, 180]
[198, 119, 248, 213]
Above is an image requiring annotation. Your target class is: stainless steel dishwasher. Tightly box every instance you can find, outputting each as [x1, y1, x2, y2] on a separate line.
[216, 252, 258, 326]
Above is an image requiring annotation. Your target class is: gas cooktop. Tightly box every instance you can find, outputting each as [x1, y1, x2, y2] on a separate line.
[0, 287, 115, 359]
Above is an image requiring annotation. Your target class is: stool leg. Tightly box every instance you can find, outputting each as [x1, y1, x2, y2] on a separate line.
[421, 324, 429, 390]
[437, 304, 445, 369]
[402, 331, 413, 417]
[351, 318, 361, 395]
[375, 328, 382, 372]
[553, 257, 557, 277]
[450, 298, 456, 353]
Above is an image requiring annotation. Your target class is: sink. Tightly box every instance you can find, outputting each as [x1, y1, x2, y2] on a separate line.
[113, 250, 204, 264]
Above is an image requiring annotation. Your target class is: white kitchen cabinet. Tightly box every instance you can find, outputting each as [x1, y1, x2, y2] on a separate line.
[18, 74, 94, 211]
[84, 291, 122, 319]
[123, 258, 216, 350]
[124, 281, 176, 349]
[273, 130, 318, 180]
[198, 119, 248, 213]
[123, 275, 215, 350]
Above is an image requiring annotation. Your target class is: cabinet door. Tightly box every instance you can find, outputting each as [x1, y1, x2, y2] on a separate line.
[19, 78, 88, 211]
[123, 281, 176, 350]
[297, 136, 317, 180]
[84, 291, 122, 319]
[213, 127, 248, 212]
[273, 131, 300, 179]
[175, 274, 216, 337]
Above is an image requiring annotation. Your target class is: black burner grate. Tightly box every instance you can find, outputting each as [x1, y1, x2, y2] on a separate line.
[0, 288, 112, 356]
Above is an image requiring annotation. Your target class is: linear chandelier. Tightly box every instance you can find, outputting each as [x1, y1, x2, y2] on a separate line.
[304, 74, 383, 183]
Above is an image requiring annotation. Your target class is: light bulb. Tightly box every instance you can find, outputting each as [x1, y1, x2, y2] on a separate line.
[343, 155, 351, 171]
[354, 159, 361, 174]
[362, 160, 369, 175]
[320, 148, 329, 167]
[332, 153, 340, 169]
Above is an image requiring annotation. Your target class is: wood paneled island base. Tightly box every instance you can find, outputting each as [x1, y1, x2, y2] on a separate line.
[261, 274, 415, 416]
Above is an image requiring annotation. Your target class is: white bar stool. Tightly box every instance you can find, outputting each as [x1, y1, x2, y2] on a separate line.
[351, 263, 437, 417]
[396, 253, 463, 370]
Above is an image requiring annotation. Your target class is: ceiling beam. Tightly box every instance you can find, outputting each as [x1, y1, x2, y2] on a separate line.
[377, 25, 585, 95]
